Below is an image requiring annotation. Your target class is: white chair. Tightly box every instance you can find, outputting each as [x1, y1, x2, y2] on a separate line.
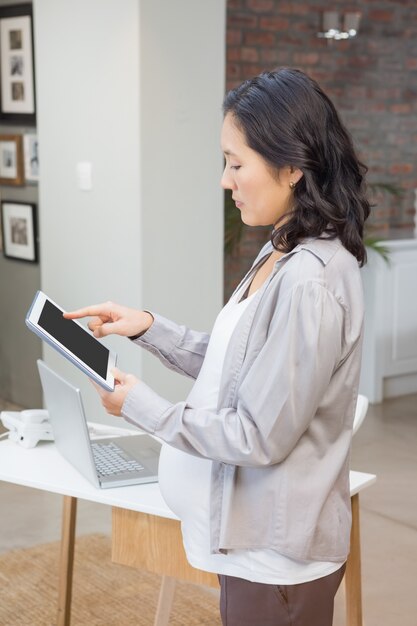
[353, 394, 369, 435]
[335, 393, 370, 626]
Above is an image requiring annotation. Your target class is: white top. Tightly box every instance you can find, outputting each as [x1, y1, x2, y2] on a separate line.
[158, 282, 345, 584]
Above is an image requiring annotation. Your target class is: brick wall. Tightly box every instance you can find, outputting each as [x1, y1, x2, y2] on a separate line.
[224, 0, 417, 299]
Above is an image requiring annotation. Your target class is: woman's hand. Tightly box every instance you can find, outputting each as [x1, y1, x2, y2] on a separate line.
[64, 301, 153, 338]
[93, 367, 138, 416]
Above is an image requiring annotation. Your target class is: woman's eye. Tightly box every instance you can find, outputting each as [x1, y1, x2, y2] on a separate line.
[231, 165, 241, 171]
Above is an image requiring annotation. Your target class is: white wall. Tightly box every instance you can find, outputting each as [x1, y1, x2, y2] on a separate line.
[33, 0, 225, 424]
[139, 0, 225, 397]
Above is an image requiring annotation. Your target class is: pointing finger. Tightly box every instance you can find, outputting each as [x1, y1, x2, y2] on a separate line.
[63, 304, 110, 320]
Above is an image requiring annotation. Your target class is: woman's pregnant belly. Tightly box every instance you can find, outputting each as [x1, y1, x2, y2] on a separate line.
[158, 442, 212, 521]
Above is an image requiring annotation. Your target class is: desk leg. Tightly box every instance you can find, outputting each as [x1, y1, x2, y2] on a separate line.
[154, 576, 176, 626]
[345, 493, 363, 626]
[57, 495, 77, 626]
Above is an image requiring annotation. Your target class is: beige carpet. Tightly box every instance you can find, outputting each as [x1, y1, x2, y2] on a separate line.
[0, 534, 221, 625]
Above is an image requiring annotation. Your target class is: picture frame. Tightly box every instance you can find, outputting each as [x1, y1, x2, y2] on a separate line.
[1, 200, 37, 262]
[0, 134, 24, 185]
[0, 4, 36, 125]
[23, 132, 39, 182]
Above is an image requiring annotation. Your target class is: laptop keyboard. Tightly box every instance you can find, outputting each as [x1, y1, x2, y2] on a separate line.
[91, 441, 144, 477]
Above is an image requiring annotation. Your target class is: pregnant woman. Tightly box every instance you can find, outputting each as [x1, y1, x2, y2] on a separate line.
[66, 67, 370, 626]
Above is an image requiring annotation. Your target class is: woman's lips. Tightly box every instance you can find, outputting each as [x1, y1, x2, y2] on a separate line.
[234, 199, 243, 209]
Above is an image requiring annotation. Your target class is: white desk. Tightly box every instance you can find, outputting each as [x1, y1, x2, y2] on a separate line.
[0, 436, 177, 520]
[0, 436, 376, 626]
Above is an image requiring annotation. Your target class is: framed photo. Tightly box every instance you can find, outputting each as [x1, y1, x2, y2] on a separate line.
[0, 4, 36, 125]
[1, 201, 37, 262]
[0, 134, 24, 185]
[23, 133, 39, 182]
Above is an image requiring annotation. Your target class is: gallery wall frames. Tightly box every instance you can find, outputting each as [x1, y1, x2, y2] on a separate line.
[0, 4, 36, 125]
[23, 132, 38, 181]
[0, 132, 38, 184]
[0, 200, 38, 262]
[0, 133, 24, 185]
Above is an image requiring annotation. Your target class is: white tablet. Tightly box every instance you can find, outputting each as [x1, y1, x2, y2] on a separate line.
[26, 291, 116, 391]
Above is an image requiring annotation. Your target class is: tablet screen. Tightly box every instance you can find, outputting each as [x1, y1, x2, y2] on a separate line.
[37, 299, 109, 380]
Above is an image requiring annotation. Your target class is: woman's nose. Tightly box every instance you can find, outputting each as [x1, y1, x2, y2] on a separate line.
[221, 167, 234, 190]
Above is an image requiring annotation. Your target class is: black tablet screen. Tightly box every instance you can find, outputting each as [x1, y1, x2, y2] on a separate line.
[38, 299, 109, 380]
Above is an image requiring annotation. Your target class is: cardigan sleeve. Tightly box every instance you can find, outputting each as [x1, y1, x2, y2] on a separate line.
[131, 312, 210, 380]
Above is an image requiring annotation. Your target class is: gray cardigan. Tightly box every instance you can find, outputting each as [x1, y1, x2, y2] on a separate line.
[122, 236, 364, 562]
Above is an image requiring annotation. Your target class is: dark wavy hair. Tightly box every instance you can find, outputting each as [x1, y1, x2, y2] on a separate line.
[223, 68, 371, 265]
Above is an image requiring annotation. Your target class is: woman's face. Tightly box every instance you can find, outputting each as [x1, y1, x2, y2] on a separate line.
[221, 113, 302, 228]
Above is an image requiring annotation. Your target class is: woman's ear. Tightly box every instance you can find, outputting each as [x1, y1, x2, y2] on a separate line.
[290, 166, 304, 183]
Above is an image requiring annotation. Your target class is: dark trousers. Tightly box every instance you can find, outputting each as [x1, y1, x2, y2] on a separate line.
[218, 563, 346, 626]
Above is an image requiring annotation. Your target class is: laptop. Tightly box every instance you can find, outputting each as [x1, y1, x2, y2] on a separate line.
[37, 359, 161, 488]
